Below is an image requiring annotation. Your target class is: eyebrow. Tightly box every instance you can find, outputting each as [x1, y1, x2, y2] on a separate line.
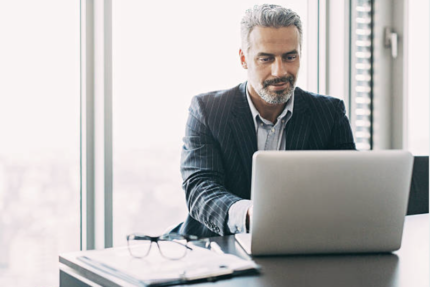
[256, 50, 299, 57]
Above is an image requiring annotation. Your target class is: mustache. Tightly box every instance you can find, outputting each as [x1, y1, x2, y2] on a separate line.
[263, 76, 295, 88]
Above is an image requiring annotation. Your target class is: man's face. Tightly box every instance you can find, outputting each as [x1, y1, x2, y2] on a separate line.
[240, 26, 301, 105]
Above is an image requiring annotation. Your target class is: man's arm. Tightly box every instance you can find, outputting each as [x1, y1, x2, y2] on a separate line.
[181, 96, 243, 236]
[330, 99, 356, 150]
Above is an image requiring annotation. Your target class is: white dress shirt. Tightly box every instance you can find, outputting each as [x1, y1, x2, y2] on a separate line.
[227, 84, 294, 234]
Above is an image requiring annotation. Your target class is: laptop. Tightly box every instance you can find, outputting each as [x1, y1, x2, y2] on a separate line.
[235, 150, 414, 256]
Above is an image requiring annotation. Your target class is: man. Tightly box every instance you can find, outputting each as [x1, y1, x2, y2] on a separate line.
[178, 4, 355, 238]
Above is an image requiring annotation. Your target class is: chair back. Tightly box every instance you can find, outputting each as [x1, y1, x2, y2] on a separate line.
[407, 156, 429, 215]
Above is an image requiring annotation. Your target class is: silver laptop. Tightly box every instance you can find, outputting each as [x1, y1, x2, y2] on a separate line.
[235, 150, 413, 256]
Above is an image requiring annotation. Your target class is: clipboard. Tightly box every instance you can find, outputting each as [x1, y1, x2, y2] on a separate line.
[77, 244, 260, 286]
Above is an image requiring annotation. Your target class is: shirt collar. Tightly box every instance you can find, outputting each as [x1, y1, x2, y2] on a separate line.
[245, 82, 295, 131]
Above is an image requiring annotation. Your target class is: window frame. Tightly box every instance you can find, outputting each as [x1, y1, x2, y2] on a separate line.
[80, 0, 113, 250]
[80, 0, 352, 250]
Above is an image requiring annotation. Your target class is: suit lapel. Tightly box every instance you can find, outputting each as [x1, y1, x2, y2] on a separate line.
[229, 83, 257, 183]
[284, 88, 312, 150]
[228, 85, 312, 182]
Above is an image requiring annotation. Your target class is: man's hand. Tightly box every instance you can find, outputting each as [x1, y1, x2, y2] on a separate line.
[246, 205, 253, 233]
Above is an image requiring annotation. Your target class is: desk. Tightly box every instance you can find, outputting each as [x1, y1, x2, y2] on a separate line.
[60, 214, 429, 287]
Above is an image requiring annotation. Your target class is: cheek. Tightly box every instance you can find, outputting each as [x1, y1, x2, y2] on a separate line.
[293, 60, 301, 74]
[293, 65, 300, 77]
[286, 63, 300, 80]
[248, 71, 265, 87]
[249, 66, 269, 82]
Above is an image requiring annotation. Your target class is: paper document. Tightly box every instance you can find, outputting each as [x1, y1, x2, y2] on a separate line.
[77, 244, 259, 286]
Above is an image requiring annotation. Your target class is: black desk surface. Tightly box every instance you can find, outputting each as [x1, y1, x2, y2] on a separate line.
[60, 214, 429, 287]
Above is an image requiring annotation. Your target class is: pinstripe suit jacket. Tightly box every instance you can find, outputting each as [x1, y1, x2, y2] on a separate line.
[179, 82, 356, 237]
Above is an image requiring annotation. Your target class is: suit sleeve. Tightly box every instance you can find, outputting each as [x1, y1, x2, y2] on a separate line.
[330, 99, 356, 150]
[180, 96, 242, 236]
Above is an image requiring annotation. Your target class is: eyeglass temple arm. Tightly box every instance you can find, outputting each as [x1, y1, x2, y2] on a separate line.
[127, 235, 155, 241]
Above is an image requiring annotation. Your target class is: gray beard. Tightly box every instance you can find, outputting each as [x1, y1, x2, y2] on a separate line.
[258, 86, 295, 105]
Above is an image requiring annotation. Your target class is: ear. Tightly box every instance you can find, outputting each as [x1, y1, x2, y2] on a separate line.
[239, 49, 247, 69]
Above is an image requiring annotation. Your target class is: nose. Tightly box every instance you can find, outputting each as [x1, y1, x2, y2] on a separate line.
[271, 58, 288, 77]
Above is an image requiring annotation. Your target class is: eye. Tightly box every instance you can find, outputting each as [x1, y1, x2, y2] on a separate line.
[258, 56, 274, 63]
[284, 54, 297, 62]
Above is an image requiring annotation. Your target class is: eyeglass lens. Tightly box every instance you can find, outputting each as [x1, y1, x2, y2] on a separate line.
[157, 240, 188, 259]
[127, 239, 152, 258]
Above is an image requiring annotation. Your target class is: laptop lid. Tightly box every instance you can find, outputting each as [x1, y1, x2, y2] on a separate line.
[237, 150, 413, 256]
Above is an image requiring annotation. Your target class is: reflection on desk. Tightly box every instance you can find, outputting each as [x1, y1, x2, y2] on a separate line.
[60, 214, 429, 287]
[252, 254, 398, 287]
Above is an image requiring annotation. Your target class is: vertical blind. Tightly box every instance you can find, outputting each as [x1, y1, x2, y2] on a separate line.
[351, 0, 373, 150]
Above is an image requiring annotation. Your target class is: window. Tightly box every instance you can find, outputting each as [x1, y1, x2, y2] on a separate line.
[406, 0, 429, 155]
[0, 1, 79, 286]
[111, 0, 310, 245]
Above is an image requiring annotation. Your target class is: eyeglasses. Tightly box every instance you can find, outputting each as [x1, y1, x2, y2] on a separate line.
[126, 233, 208, 260]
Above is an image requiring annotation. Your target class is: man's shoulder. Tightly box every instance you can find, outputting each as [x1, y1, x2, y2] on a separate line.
[295, 87, 344, 111]
[193, 83, 244, 103]
[297, 87, 342, 103]
[190, 83, 245, 115]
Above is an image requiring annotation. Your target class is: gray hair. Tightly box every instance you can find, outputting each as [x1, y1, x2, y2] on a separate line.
[240, 4, 303, 52]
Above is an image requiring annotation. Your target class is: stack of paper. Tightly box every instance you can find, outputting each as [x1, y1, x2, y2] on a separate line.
[77, 243, 260, 286]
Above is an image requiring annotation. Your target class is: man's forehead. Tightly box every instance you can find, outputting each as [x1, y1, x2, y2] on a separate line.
[249, 26, 299, 44]
[248, 26, 301, 53]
